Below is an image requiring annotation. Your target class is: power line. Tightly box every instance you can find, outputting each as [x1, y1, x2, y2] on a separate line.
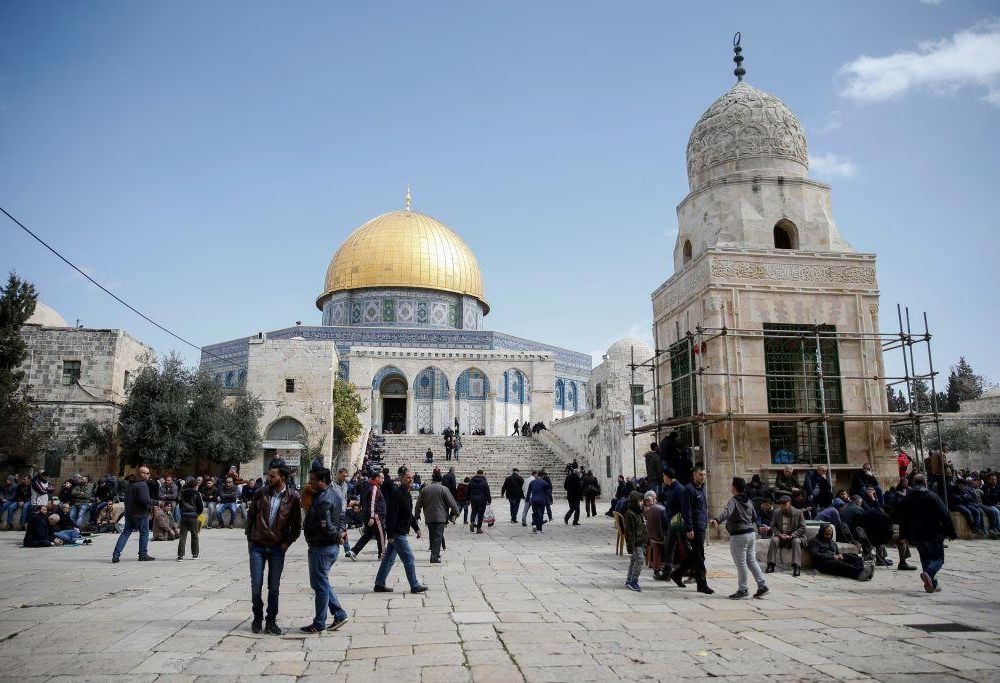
[2, 204, 244, 371]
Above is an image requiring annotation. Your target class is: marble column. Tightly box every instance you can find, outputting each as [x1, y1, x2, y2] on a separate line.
[446, 390, 456, 429]
[487, 392, 496, 436]
[372, 390, 381, 431]
[405, 389, 415, 434]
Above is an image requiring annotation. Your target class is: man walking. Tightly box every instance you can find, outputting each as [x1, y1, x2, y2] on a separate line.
[112, 467, 155, 563]
[583, 470, 600, 517]
[332, 468, 354, 559]
[245, 460, 301, 635]
[564, 469, 583, 525]
[351, 471, 387, 559]
[374, 468, 428, 593]
[501, 468, 525, 524]
[520, 471, 536, 526]
[414, 468, 459, 563]
[467, 470, 492, 534]
[300, 467, 350, 633]
[512, 419, 520, 436]
[710, 477, 768, 599]
[671, 465, 713, 594]
[528, 470, 552, 533]
[899, 474, 957, 593]
[177, 477, 203, 561]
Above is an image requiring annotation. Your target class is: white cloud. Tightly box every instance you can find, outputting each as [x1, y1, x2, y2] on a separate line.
[816, 109, 843, 134]
[808, 153, 858, 179]
[838, 20, 1000, 106]
[918, 0, 945, 5]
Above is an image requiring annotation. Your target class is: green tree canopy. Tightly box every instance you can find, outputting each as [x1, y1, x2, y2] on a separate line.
[333, 378, 366, 445]
[945, 357, 986, 412]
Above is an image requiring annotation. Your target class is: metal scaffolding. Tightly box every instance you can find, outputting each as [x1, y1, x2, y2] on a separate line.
[627, 304, 945, 494]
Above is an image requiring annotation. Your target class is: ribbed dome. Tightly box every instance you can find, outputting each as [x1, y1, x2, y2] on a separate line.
[686, 81, 808, 190]
[317, 209, 488, 313]
[26, 302, 68, 327]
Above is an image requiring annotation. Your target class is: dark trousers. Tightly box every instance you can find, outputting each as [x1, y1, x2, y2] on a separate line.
[674, 529, 707, 588]
[249, 543, 286, 623]
[664, 527, 680, 570]
[351, 518, 385, 557]
[507, 498, 521, 522]
[177, 518, 199, 558]
[427, 522, 445, 560]
[564, 497, 581, 524]
[531, 502, 547, 530]
[459, 501, 470, 524]
[814, 554, 864, 579]
[470, 501, 487, 529]
[914, 539, 945, 586]
[585, 495, 597, 517]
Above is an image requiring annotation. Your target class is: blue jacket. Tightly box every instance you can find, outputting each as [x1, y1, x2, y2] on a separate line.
[681, 482, 708, 532]
[659, 480, 684, 519]
[527, 478, 552, 506]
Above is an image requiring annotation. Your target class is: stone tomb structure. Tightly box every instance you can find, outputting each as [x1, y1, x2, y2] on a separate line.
[651, 69, 892, 511]
[201, 198, 590, 472]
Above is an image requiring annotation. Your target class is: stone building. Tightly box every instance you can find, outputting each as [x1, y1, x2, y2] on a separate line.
[548, 338, 655, 497]
[13, 303, 154, 477]
[201, 195, 591, 471]
[650, 57, 891, 511]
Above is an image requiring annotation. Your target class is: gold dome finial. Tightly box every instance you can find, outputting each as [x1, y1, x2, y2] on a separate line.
[405, 184, 412, 212]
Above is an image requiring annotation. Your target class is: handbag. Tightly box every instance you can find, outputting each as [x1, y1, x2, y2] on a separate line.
[484, 504, 496, 527]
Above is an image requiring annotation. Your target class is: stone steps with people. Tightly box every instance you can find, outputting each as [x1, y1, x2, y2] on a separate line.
[375, 434, 572, 495]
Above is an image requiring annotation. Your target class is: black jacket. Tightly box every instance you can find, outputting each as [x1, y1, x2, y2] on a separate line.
[467, 475, 491, 504]
[23, 514, 54, 547]
[178, 488, 204, 520]
[124, 480, 152, 518]
[442, 471, 457, 498]
[385, 487, 420, 537]
[304, 485, 346, 547]
[898, 487, 956, 544]
[501, 474, 524, 500]
[564, 473, 583, 501]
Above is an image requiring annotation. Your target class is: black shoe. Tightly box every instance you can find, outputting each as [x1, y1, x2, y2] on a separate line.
[251, 619, 263, 634]
[898, 562, 918, 571]
[522, 522, 527, 527]
[753, 586, 769, 599]
[765, 563, 775, 573]
[411, 585, 428, 594]
[669, 571, 686, 588]
[111, 557, 120, 564]
[697, 586, 715, 595]
[138, 555, 156, 562]
[430, 558, 441, 563]
[792, 565, 801, 577]
[564, 518, 569, 525]
[728, 589, 749, 599]
[328, 616, 350, 631]
[300, 624, 324, 634]
[264, 621, 282, 636]
[572, 522, 580, 526]
[374, 585, 393, 592]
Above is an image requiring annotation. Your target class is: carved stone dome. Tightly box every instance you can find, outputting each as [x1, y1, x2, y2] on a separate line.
[26, 302, 68, 327]
[686, 81, 808, 191]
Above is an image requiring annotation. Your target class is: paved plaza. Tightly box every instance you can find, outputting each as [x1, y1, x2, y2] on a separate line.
[1, 501, 999, 682]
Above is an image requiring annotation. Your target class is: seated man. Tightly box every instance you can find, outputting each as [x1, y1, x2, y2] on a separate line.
[755, 499, 775, 538]
[949, 480, 985, 535]
[764, 495, 806, 576]
[773, 465, 801, 499]
[791, 489, 814, 520]
[216, 476, 240, 528]
[151, 503, 180, 541]
[850, 463, 884, 505]
[804, 465, 833, 509]
[969, 477, 1000, 537]
[24, 507, 61, 547]
[642, 491, 667, 579]
[808, 523, 874, 581]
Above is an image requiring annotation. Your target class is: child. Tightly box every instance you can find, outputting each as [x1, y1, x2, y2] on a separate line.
[623, 491, 649, 591]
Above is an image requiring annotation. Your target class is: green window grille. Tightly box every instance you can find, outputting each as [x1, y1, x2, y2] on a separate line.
[764, 323, 846, 465]
[630, 384, 645, 406]
[669, 338, 700, 449]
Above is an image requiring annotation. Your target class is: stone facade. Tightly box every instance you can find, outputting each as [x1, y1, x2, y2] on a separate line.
[13, 322, 154, 477]
[244, 337, 337, 481]
[320, 287, 485, 330]
[949, 394, 1000, 471]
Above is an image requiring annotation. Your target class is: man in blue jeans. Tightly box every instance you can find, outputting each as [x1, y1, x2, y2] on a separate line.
[899, 474, 957, 594]
[300, 467, 350, 633]
[245, 460, 301, 635]
[112, 467, 155, 563]
[374, 469, 427, 594]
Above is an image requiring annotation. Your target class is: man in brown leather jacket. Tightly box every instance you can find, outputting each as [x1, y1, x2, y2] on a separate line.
[245, 460, 301, 635]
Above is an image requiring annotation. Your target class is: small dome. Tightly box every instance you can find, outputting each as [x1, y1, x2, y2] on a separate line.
[317, 209, 488, 313]
[606, 337, 654, 360]
[26, 302, 68, 327]
[686, 81, 808, 190]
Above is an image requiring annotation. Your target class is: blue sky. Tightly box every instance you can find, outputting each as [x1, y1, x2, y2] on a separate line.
[2, 2, 998, 387]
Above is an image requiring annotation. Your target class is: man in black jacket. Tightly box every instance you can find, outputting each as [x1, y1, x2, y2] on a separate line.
[112, 467, 155, 563]
[467, 470, 492, 533]
[898, 474, 957, 594]
[300, 467, 350, 633]
[374, 469, 427, 594]
[501, 469, 524, 524]
[564, 469, 583, 525]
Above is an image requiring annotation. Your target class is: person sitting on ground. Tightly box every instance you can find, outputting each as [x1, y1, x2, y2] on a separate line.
[151, 503, 180, 541]
[773, 465, 801, 499]
[859, 501, 896, 567]
[808, 523, 874, 581]
[764, 495, 806, 576]
[23, 508, 62, 547]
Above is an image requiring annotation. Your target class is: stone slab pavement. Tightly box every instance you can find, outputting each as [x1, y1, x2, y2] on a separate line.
[0, 500, 998, 682]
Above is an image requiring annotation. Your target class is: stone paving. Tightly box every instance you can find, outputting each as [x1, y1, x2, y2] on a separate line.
[1, 501, 999, 682]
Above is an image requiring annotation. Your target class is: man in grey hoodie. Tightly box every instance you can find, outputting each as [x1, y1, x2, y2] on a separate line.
[710, 477, 768, 600]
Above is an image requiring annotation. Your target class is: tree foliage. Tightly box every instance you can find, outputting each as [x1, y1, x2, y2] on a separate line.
[332, 378, 366, 445]
[945, 357, 985, 412]
[119, 354, 262, 470]
[0, 273, 53, 466]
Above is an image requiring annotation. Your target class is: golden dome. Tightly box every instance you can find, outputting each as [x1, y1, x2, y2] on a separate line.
[317, 209, 488, 312]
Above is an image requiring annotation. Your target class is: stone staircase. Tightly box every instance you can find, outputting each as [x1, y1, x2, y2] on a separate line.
[375, 435, 570, 493]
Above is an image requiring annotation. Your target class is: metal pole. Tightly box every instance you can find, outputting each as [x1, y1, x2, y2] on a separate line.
[895, 304, 921, 471]
[652, 322, 663, 445]
[905, 308, 927, 476]
[721, 313, 737, 477]
[815, 325, 834, 478]
[921, 311, 948, 509]
[631, 345, 638, 481]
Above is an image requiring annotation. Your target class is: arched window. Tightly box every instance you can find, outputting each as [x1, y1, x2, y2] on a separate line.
[682, 239, 693, 264]
[774, 220, 798, 250]
[595, 383, 603, 409]
[266, 417, 306, 442]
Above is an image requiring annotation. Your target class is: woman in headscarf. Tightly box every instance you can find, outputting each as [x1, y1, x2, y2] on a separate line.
[807, 523, 874, 581]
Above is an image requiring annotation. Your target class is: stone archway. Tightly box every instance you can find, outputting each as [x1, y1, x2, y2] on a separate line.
[373, 366, 408, 434]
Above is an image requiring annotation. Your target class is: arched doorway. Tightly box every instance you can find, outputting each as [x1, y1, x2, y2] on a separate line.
[374, 368, 408, 433]
[457, 368, 490, 435]
[263, 417, 306, 482]
[414, 366, 449, 434]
